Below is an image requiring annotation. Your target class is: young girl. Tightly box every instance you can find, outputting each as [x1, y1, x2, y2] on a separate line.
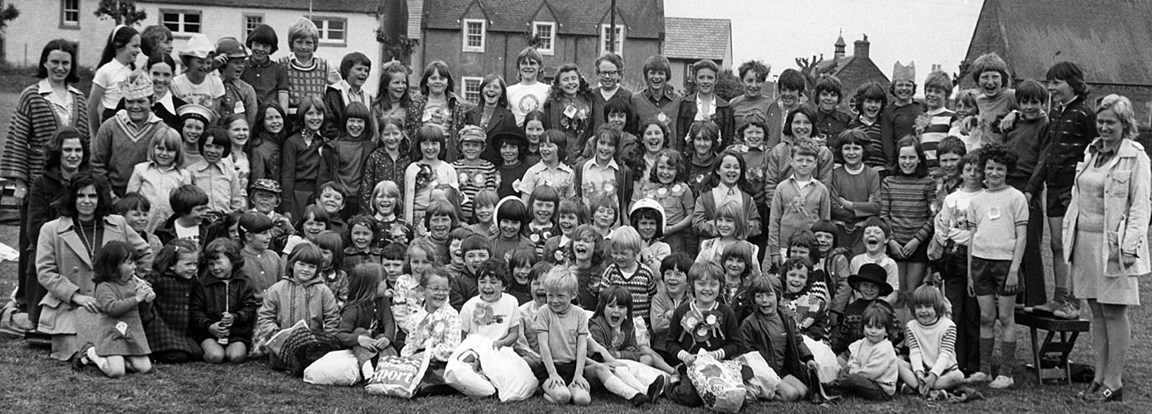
[693, 149, 761, 245]
[404, 125, 460, 224]
[189, 126, 244, 214]
[393, 239, 436, 343]
[171, 34, 225, 113]
[314, 230, 348, 308]
[469, 189, 499, 238]
[329, 102, 376, 217]
[879, 136, 936, 307]
[453, 125, 497, 222]
[366, 180, 413, 248]
[315, 182, 348, 235]
[414, 200, 459, 261]
[127, 131, 192, 233]
[177, 105, 213, 168]
[281, 96, 328, 220]
[574, 127, 634, 224]
[809, 222, 853, 328]
[84, 241, 154, 378]
[589, 286, 675, 384]
[282, 204, 330, 254]
[666, 261, 742, 406]
[224, 114, 252, 193]
[491, 196, 536, 262]
[589, 100, 637, 162]
[507, 47, 549, 125]
[520, 129, 576, 203]
[507, 248, 538, 305]
[719, 241, 759, 324]
[780, 257, 829, 340]
[898, 285, 964, 396]
[848, 82, 888, 173]
[628, 199, 670, 274]
[400, 268, 462, 364]
[493, 127, 532, 199]
[738, 275, 821, 402]
[569, 224, 607, 309]
[631, 120, 669, 190]
[336, 263, 397, 380]
[696, 201, 762, 274]
[632, 149, 695, 254]
[466, 74, 517, 162]
[89, 25, 141, 127]
[406, 61, 468, 163]
[544, 64, 594, 165]
[543, 199, 588, 265]
[360, 116, 411, 214]
[730, 119, 772, 247]
[522, 110, 545, 166]
[764, 107, 834, 203]
[344, 215, 382, 271]
[237, 212, 282, 297]
[686, 121, 721, 191]
[250, 102, 287, 184]
[835, 303, 899, 401]
[144, 239, 201, 363]
[932, 151, 983, 378]
[651, 254, 692, 365]
[527, 185, 560, 257]
[830, 129, 882, 255]
[589, 194, 618, 237]
[257, 242, 340, 335]
[193, 238, 259, 364]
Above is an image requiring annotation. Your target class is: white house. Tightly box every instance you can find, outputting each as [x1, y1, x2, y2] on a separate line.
[3, 0, 400, 93]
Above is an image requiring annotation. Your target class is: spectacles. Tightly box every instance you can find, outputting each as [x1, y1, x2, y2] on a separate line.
[598, 70, 619, 76]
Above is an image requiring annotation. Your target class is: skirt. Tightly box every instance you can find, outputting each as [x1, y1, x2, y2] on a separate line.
[1071, 229, 1139, 306]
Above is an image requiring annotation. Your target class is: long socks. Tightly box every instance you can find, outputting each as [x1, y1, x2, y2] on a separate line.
[1000, 341, 1016, 377]
[979, 338, 995, 374]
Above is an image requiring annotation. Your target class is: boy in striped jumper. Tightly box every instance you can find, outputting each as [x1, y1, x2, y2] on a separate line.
[898, 285, 963, 396]
[598, 226, 658, 325]
[917, 71, 957, 175]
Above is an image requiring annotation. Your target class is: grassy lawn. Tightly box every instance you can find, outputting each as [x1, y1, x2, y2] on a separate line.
[0, 224, 1148, 413]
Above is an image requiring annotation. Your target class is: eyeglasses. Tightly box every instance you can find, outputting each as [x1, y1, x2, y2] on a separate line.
[598, 70, 619, 76]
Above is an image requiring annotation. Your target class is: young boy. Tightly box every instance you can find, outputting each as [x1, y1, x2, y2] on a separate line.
[277, 18, 340, 124]
[628, 200, 670, 276]
[115, 193, 164, 256]
[238, 212, 283, 298]
[454, 126, 497, 222]
[461, 258, 521, 349]
[768, 141, 831, 266]
[729, 60, 773, 133]
[850, 217, 900, 304]
[515, 262, 552, 374]
[880, 62, 925, 164]
[155, 184, 211, 247]
[918, 71, 958, 173]
[380, 243, 409, 351]
[847, 82, 888, 173]
[216, 37, 259, 127]
[934, 151, 983, 379]
[316, 181, 348, 236]
[832, 263, 897, 355]
[242, 24, 290, 109]
[967, 145, 1028, 389]
[590, 194, 618, 237]
[631, 55, 684, 151]
[765, 69, 807, 149]
[650, 254, 692, 365]
[1002, 80, 1049, 309]
[506, 47, 551, 126]
[450, 234, 491, 310]
[445, 228, 475, 281]
[665, 261, 742, 407]
[537, 267, 593, 405]
[469, 189, 499, 239]
[343, 215, 381, 271]
[599, 227, 659, 324]
[738, 275, 820, 402]
[810, 74, 853, 142]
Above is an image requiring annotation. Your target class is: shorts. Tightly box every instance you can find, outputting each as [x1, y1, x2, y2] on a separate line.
[892, 238, 930, 263]
[971, 257, 1013, 296]
[1045, 184, 1073, 217]
[538, 361, 580, 381]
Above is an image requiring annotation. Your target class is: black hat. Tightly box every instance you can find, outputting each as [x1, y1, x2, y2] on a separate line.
[490, 124, 528, 153]
[848, 263, 893, 297]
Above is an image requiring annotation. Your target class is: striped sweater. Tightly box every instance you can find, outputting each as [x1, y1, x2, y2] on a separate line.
[599, 262, 658, 323]
[279, 56, 339, 113]
[919, 107, 957, 168]
[906, 317, 958, 376]
[2, 84, 89, 184]
[848, 117, 886, 170]
[879, 175, 936, 245]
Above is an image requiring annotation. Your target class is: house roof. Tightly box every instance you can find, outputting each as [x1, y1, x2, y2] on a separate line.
[816, 56, 854, 76]
[663, 17, 730, 61]
[421, 0, 664, 39]
[138, 0, 383, 13]
[968, 0, 1152, 85]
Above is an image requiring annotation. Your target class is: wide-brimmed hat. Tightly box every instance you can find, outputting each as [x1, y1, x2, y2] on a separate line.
[179, 34, 215, 59]
[848, 263, 894, 296]
[490, 124, 528, 151]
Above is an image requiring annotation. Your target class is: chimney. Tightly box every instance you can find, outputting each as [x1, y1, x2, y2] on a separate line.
[834, 30, 846, 59]
[931, 64, 942, 72]
[854, 34, 869, 59]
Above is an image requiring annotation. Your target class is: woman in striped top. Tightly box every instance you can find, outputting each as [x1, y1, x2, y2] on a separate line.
[880, 136, 936, 308]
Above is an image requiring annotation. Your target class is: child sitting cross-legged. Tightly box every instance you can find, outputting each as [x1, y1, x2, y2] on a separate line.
[780, 256, 829, 340]
[650, 254, 692, 366]
[833, 302, 899, 400]
[460, 258, 521, 349]
[737, 275, 820, 402]
[665, 261, 742, 407]
[335, 263, 397, 381]
[897, 285, 965, 397]
[514, 262, 553, 376]
[400, 267, 462, 385]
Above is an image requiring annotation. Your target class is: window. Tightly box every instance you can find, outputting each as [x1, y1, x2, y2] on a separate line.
[462, 77, 483, 104]
[161, 10, 202, 34]
[600, 24, 625, 56]
[60, 0, 80, 28]
[311, 17, 347, 45]
[243, 14, 264, 41]
[532, 21, 556, 55]
[462, 19, 486, 52]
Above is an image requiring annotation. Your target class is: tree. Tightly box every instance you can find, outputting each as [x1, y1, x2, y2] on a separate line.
[794, 54, 836, 93]
[0, 3, 19, 63]
[94, 0, 147, 26]
[375, 26, 420, 63]
[714, 69, 743, 101]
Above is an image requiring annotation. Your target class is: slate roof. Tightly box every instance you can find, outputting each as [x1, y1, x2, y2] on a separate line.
[421, 0, 664, 39]
[967, 0, 1152, 85]
[663, 17, 730, 61]
[138, 0, 384, 13]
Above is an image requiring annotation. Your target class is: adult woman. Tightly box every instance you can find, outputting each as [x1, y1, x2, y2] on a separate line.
[91, 74, 181, 197]
[36, 172, 153, 361]
[2, 39, 88, 325]
[1063, 95, 1150, 402]
[543, 63, 594, 165]
[406, 61, 469, 162]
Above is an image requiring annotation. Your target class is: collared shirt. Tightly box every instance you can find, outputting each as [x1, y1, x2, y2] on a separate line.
[241, 57, 290, 105]
[581, 158, 620, 204]
[696, 94, 716, 121]
[1090, 139, 1120, 166]
[335, 80, 372, 106]
[38, 78, 75, 126]
[711, 182, 742, 210]
[188, 159, 244, 212]
[522, 161, 576, 199]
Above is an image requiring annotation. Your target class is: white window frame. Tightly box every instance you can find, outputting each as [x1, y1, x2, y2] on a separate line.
[462, 19, 486, 52]
[161, 9, 202, 35]
[532, 21, 556, 55]
[462, 76, 484, 104]
[600, 24, 625, 57]
[243, 14, 264, 42]
[60, 0, 80, 29]
[310, 16, 348, 46]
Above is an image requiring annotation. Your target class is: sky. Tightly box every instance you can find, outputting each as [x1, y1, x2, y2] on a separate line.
[664, 0, 984, 87]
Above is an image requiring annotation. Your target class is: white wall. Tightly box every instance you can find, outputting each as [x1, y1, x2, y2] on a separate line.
[3, 0, 116, 68]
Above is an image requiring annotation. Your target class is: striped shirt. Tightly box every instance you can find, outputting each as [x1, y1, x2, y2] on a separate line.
[452, 159, 497, 220]
[907, 317, 958, 376]
[600, 263, 658, 322]
[919, 107, 957, 168]
[879, 175, 936, 244]
[849, 117, 886, 170]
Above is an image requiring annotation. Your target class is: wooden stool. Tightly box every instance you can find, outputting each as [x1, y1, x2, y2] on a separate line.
[1014, 310, 1090, 385]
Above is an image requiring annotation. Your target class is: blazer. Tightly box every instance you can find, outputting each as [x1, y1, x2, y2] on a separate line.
[463, 104, 518, 165]
[678, 93, 735, 150]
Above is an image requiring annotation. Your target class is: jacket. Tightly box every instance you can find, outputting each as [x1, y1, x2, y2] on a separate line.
[1063, 138, 1152, 277]
[35, 214, 153, 335]
[142, 272, 199, 355]
[738, 307, 814, 382]
[406, 92, 471, 163]
[191, 272, 260, 345]
[678, 93, 735, 150]
[692, 188, 761, 238]
[154, 213, 210, 248]
[464, 104, 518, 165]
[256, 276, 341, 335]
[335, 297, 397, 349]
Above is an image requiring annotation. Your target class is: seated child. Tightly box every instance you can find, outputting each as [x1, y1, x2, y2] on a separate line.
[832, 264, 897, 355]
[542, 199, 588, 265]
[598, 226, 658, 325]
[313, 230, 348, 308]
[143, 239, 203, 363]
[526, 185, 561, 257]
[720, 241, 759, 325]
[400, 268, 461, 362]
[569, 224, 607, 309]
[897, 285, 964, 396]
[514, 261, 553, 375]
[335, 263, 397, 381]
[738, 275, 819, 402]
[192, 239, 259, 364]
[282, 204, 330, 255]
[780, 257, 829, 340]
[394, 239, 436, 337]
[380, 243, 409, 350]
[589, 286, 675, 375]
[650, 254, 692, 366]
[834, 302, 899, 400]
[450, 234, 491, 310]
[366, 180, 414, 248]
[460, 259, 521, 349]
[256, 244, 340, 367]
[155, 184, 211, 247]
[506, 248, 537, 305]
[414, 200, 458, 262]
[315, 181, 349, 235]
[628, 199, 670, 274]
[665, 262, 742, 407]
[115, 193, 164, 257]
[343, 215, 382, 271]
[238, 212, 282, 297]
[850, 217, 900, 304]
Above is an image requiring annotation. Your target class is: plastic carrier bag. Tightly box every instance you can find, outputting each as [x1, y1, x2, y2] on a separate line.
[365, 351, 432, 398]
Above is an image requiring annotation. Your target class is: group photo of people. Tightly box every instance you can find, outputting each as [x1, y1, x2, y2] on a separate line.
[0, 5, 1145, 411]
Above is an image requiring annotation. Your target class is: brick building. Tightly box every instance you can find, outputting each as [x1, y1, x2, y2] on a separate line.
[813, 33, 890, 109]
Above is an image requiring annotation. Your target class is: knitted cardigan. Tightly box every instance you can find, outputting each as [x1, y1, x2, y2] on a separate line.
[1, 83, 89, 184]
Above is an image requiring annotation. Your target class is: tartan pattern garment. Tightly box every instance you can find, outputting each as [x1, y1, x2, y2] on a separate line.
[143, 275, 198, 355]
[275, 328, 341, 376]
[599, 263, 659, 321]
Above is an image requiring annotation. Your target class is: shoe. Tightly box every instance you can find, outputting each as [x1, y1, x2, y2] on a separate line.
[629, 393, 650, 407]
[72, 343, 94, 371]
[989, 375, 1015, 389]
[1053, 301, 1081, 320]
[966, 372, 990, 383]
[646, 375, 666, 404]
[1086, 387, 1123, 402]
[1027, 299, 1062, 316]
[900, 383, 917, 395]
[1077, 381, 1102, 399]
